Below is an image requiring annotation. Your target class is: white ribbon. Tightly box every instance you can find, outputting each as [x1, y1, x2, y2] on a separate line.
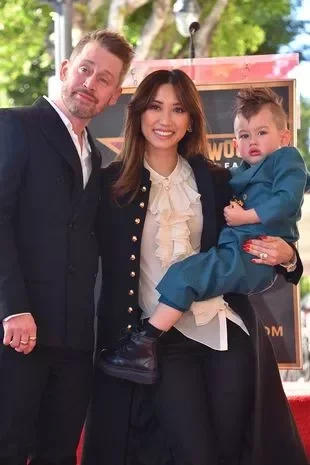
[189, 296, 249, 350]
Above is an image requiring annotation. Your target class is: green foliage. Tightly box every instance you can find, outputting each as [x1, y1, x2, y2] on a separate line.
[73, 1, 109, 32]
[124, 2, 153, 47]
[300, 276, 310, 299]
[255, 18, 306, 57]
[0, 0, 53, 107]
[123, 0, 305, 60]
[0, 0, 308, 107]
[298, 97, 310, 171]
[209, 0, 292, 57]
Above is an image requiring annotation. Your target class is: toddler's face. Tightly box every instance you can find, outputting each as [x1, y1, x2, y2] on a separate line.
[234, 106, 289, 165]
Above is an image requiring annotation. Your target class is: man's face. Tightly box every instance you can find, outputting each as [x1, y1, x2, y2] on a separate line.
[60, 41, 123, 121]
[234, 107, 289, 165]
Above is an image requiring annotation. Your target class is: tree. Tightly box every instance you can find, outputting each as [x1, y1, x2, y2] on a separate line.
[0, 0, 52, 107]
[300, 276, 310, 299]
[99, 0, 309, 60]
[69, 0, 309, 60]
[298, 97, 310, 171]
[0, 0, 309, 106]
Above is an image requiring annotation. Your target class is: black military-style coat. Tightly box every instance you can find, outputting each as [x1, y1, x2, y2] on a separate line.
[83, 154, 307, 465]
[0, 98, 101, 350]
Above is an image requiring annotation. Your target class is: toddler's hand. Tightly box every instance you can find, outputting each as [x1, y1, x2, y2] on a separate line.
[224, 201, 247, 226]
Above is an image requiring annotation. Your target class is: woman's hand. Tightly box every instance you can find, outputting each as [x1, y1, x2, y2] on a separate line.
[242, 236, 295, 266]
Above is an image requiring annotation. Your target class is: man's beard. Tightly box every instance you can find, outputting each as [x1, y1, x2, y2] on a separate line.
[62, 84, 99, 119]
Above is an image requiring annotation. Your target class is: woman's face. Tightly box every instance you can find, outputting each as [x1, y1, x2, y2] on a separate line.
[141, 83, 190, 155]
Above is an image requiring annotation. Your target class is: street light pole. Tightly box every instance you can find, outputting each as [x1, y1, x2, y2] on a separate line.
[173, 0, 201, 39]
[173, 0, 201, 81]
[53, 1, 62, 76]
[60, 0, 73, 62]
[42, 0, 73, 75]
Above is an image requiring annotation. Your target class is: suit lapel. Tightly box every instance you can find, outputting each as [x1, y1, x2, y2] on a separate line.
[69, 132, 102, 224]
[33, 97, 84, 203]
[230, 159, 265, 196]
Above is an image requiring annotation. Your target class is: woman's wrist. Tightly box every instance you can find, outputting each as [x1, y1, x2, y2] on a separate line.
[280, 253, 297, 272]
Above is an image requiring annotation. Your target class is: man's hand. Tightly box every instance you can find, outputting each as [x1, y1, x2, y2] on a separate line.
[3, 314, 37, 354]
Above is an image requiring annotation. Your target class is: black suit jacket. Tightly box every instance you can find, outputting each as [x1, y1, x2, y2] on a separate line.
[0, 98, 101, 350]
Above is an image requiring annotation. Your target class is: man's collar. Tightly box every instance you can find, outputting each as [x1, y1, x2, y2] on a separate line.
[43, 96, 91, 150]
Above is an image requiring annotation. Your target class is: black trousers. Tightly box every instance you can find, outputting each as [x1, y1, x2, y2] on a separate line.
[148, 320, 255, 465]
[83, 320, 255, 465]
[0, 342, 93, 465]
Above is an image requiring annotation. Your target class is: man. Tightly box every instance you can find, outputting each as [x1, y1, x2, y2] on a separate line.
[0, 29, 134, 465]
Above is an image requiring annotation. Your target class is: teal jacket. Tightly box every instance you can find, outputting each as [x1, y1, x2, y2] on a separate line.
[157, 147, 307, 309]
[221, 146, 307, 244]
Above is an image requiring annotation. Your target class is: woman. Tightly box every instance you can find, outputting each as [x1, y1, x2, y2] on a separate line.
[82, 70, 307, 465]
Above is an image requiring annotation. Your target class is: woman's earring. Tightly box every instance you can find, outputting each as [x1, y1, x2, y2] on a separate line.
[187, 126, 193, 133]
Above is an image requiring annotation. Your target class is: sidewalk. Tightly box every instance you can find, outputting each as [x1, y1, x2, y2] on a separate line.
[283, 380, 310, 396]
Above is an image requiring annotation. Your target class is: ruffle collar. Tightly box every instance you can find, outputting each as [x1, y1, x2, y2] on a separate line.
[144, 156, 201, 269]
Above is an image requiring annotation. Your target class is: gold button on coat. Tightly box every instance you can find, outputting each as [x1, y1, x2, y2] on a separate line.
[139, 202, 145, 208]
[135, 218, 141, 224]
[129, 290, 134, 295]
[141, 186, 147, 192]
[132, 236, 137, 242]
[130, 254, 136, 261]
[130, 271, 136, 277]
[128, 307, 133, 313]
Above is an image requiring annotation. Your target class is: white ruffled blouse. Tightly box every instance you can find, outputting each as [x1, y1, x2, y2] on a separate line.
[139, 155, 249, 351]
[146, 156, 202, 268]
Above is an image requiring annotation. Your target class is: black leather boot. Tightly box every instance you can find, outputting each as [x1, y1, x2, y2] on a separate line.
[98, 323, 164, 384]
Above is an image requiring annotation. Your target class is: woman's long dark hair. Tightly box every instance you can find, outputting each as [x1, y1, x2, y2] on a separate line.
[113, 69, 208, 201]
